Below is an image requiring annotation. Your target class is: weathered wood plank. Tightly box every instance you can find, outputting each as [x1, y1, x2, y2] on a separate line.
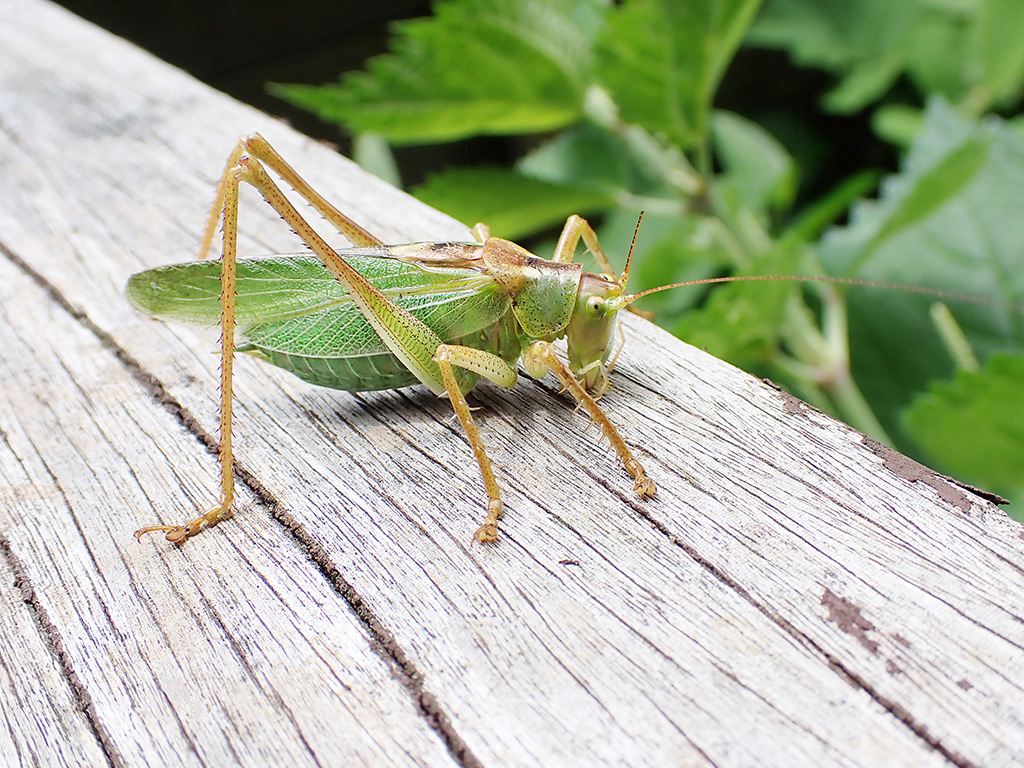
[0, 208, 460, 767]
[0, 1, 1022, 766]
[0, 543, 110, 767]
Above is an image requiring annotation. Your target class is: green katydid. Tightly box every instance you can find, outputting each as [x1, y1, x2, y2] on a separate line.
[129, 133, 668, 544]
[127, 134, 989, 545]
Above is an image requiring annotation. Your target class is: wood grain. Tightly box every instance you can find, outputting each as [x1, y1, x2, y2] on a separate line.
[1, 1, 1022, 766]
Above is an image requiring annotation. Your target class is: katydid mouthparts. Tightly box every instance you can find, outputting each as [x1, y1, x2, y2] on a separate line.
[125, 133, 988, 545]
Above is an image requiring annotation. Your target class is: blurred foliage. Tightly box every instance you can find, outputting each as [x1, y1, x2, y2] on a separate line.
[273, 0, 1024, 514]
[749, 0, 1024, 142]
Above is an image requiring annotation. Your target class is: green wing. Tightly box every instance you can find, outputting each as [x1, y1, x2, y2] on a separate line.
[126, 246, 513, 390]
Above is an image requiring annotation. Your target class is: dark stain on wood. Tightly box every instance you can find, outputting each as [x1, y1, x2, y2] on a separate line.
[821, 588, 879, 654]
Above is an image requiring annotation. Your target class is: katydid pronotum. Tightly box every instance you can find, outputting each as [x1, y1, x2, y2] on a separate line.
[126, 134, 979, 545]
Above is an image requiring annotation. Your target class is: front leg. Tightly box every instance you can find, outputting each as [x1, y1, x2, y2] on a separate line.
[523, 341, 656, 499]
[552, 214, 617, 274]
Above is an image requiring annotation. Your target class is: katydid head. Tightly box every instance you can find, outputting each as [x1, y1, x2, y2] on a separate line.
[565, 214, 643, 393]
[566, 272, 624, 393]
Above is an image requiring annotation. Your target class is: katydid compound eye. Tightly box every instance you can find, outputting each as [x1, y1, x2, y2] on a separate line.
[586, 296, 606, 317]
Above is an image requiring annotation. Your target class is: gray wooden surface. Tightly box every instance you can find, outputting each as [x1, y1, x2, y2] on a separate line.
[1, 2, 1022, 766]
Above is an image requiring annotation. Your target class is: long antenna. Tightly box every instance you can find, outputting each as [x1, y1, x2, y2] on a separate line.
[617, 273, 1020, 311]
[618, 211, 644, 291]
[608, 211, 1020, 314]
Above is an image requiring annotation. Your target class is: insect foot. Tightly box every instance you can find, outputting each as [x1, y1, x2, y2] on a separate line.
[134, 524, 194, 545]
[135, 503, 232, 544]
[625, 458, 656, 498]
[472, 498, 504, 544]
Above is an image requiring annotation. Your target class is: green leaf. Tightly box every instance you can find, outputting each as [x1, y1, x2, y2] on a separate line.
[976, 0, 1024, 105]
[516, 121, 632, 195]
[749, 0, 1000, 112]
[781, 169, 880, 245]
[517, 120, 696, 200]
[822, 52, 902, 113]
[271, 0, 608, 145]
[412, 166, 615, 240]
[669, 240, 804, 371]
[711, 110, 796, 215]
[871, 105, 924, 147]
[903, 353, 1024, 494]
[595, 0, 763, 149]
[861, 134, 991, 261]
[900, 7, 973, 101]
[351, 133, 401, 187]
[819, 99, 1024, 447]
[748, 0, 916, 73]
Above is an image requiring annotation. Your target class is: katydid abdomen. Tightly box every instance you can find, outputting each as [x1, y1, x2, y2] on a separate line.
[126, 250, 521, 392]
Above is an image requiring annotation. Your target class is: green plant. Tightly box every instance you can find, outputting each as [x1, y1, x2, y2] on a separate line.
[749, 0, 1024, 143]
[272, 0, 1024, 513]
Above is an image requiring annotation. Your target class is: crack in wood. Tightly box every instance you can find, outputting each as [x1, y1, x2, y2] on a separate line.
[0, 530, 124, 768]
